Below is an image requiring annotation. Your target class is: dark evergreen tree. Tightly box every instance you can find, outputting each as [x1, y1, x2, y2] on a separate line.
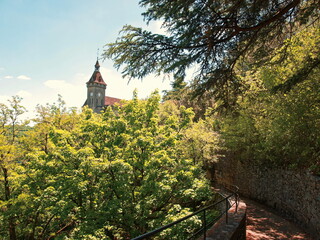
[105, 0, 319, 105]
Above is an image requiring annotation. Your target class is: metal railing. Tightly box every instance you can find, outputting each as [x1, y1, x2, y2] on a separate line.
[132, 185, 239, 240]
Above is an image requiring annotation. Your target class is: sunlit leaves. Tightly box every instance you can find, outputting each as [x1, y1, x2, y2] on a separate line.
[0, 92, 214, 239]
[220, 25, 320, 173]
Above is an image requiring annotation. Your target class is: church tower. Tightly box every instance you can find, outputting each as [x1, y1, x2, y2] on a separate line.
[85, 60, 107, 113]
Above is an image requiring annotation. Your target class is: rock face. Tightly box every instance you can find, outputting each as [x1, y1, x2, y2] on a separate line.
[213, 157, 320, 238]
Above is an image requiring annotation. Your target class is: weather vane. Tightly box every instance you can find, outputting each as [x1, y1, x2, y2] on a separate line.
[97, 48, 100, 61]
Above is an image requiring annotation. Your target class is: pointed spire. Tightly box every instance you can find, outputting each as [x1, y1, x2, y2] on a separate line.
[95, 48, 100, 71]
[95, 60, 100, 71]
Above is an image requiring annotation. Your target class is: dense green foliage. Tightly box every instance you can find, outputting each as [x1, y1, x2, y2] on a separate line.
[162, 78, 216, 121]
[217, 25, 320, 173]
[105, 0, 319, 104]
[0, 92, 217, 240]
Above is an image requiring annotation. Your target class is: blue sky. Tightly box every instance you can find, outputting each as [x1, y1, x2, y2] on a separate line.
[0, 0, 172, 119]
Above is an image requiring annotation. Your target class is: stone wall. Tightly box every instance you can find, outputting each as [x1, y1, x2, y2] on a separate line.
[202, 201, 246, 240]
[213, 157, 320, 237]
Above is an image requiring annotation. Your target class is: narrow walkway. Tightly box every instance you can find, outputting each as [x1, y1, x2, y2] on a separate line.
[244, 198, 315, 240]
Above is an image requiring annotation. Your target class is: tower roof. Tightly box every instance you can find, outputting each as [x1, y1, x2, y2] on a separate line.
[86, 60, 107, 86]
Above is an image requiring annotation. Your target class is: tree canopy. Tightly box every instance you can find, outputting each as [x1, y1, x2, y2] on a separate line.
[218, 24, 320, 173]
[0, 93, 219, 240]
[105, 0, 319, 104]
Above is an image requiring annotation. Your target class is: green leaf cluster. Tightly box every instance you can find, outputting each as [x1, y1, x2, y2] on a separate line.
[219, 25, 320, 173]
[0, 92, 217, 239]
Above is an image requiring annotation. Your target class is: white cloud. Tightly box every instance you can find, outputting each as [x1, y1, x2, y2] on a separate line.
[17, 75, 31, 80]
[99, 66, 172, 100]
[16, 90, 32, 98]
[147, 20, 168, 35]
[0, 92, 32, 103]
[44, 80, 73, 90]
[132, 20, 168, 36]
[75, 73, 87, 79]
[0, 94, 10, 104]
[73, 73, 90, 85]
[43, 79, 85, 109]
[4, 75, 13, 79]
[0, 92, 32, 121]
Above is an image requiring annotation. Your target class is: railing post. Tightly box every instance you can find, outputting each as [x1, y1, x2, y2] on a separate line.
[225, 197, 229, 224]
[203, 210, 206, 240]
[235, 193, 238, 213]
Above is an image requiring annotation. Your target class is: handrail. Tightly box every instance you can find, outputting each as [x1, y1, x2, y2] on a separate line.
[131, 186, 239, 240]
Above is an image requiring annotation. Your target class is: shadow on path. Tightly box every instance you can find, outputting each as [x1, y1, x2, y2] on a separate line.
[244, 198, 315, 240]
